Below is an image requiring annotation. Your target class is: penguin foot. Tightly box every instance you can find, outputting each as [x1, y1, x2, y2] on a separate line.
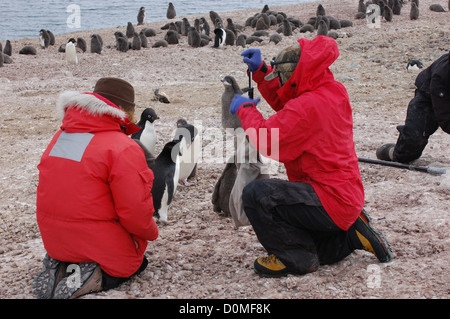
[179, 179, 195, 187]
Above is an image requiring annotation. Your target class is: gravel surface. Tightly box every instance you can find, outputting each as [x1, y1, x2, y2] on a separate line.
[0, 0, 449, 300]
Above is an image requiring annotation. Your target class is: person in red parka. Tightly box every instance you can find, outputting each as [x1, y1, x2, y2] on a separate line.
[230, 36, 393, 277]
[33, 77, 158, 299]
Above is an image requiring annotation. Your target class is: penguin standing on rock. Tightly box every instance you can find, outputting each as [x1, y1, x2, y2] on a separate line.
[213, 27, 226, 48]
[167, 2, 176, 19]
[77, 38, 87, 52]
[212, 158, 238, 216]
[137, 7, 146, 25]
[3, 40, 12, 56]
[410, 2, 419, 20]
[39, 29, 50, 49]
[406, 59, 423, 71]
[131, 32, 141, 50]
[126, 22, 135, 38]
[90, 34, 102, 54]
[151, 140, 181, 223]
[65, 38, 78, 64]
[131, 108, 159, 156]
[174, 120, 200, 186]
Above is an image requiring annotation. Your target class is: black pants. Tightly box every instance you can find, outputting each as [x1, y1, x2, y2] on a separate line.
[101, 256, 148, 291]
[242, 179, 360, 275]
[393, 90, 439, 163]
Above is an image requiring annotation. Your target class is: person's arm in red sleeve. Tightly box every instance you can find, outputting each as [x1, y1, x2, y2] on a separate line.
[109, 143, 158, 241]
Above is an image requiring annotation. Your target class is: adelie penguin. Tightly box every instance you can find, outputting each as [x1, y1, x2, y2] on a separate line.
[213, 27, 226, 48]
[173, 119, 200, 186]
[406, 59, 423, 71]
[65, 38, 78, 64]
[151, 140, 181, 223]
[131, 108, 159, 156]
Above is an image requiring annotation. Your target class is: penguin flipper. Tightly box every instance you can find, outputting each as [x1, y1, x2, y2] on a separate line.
[165, 169, 175, 205]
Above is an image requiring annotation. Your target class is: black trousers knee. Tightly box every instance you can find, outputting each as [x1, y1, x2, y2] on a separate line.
[243, 179, 358, 275]
[101, 256, 148, 291]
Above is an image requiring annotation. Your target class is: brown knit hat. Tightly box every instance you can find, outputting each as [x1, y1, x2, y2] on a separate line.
[93, 77, 135, 112]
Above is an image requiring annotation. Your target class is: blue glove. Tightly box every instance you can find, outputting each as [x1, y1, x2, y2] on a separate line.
[230, 94, 261, 115]
[241, 48, 262, 72]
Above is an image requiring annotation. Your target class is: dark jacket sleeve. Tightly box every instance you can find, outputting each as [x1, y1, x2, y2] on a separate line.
[430, 54, 450, 134]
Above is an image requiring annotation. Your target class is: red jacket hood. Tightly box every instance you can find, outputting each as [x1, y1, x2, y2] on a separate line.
[277, 36, 340, 104]
[56, 91, 141, 135]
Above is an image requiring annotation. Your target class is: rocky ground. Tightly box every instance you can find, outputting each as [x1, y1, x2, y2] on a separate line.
[0, 0, 449, 300]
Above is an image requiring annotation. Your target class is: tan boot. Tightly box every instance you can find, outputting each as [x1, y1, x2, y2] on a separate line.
[53, 262, 103, 299]
[33, 254, 68, 299]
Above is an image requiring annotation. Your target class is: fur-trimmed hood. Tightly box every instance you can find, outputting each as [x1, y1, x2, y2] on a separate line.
[56, 91, 128, 120]
[56, 91, 140, 135]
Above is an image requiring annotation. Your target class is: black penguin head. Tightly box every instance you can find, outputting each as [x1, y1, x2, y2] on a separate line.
[222, 76, 241, 93]
[141, 108, 159, 123]
[176, 118, 188, 127]
[68, 38, 76, 44]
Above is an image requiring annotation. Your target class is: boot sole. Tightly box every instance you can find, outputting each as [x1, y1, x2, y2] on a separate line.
[33, 254, 65, 299]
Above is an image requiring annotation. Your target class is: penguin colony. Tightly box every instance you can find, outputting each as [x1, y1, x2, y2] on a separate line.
[2, 1, 447, 68]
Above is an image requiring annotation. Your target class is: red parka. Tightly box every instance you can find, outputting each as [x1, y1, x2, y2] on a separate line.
[36, 91, 158, 278]
[237, 36, 364, 230]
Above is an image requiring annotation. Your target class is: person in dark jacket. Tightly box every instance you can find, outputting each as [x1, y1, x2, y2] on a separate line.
[377, 53, 450, 163]
[230, 36, 393, 278]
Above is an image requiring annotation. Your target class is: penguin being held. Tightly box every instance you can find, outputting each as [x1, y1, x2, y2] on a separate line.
[173, 119, 200, 186]
[65, 38, 78, 64]
[221, 75, 243, 130]
[151, 140, 181, 223]
[131, 108, 159, 156]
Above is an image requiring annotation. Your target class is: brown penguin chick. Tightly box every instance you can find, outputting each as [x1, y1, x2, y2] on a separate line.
[167, 2, 176, 19]
[410, 2, 419, 20]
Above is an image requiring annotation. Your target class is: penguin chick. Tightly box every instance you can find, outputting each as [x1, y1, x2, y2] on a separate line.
[221, 76, 243, 130]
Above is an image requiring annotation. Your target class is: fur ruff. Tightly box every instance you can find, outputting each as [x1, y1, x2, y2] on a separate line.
[56, 91, 127, 121]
